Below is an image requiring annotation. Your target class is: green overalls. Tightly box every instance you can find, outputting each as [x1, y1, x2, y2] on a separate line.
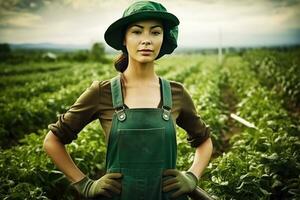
[104, 75, 188, 200]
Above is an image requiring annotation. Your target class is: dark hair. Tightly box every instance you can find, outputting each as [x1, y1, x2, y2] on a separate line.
[114, 53, 128, 72]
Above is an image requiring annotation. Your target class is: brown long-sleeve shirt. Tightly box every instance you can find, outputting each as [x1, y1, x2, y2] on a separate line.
[48, 76, 210, 147]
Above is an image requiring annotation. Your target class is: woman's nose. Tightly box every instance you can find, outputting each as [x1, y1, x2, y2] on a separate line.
[141, 33, 151, 45]
[141, 40, 151, 45]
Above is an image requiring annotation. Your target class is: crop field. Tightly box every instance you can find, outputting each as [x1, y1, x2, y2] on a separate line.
[0, 49, 299, 199]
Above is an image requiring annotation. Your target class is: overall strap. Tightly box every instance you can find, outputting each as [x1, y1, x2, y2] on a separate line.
[110, 75, 173, 121]
[110, 75, 126, 121]
[160, 77, 172, 109]
[160, 77, 173, 121]
[110, 74, 124, 109]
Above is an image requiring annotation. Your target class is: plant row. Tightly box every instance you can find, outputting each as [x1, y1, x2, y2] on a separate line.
[0, 63, 116, 148]
[157, 54, 206, 83]
[0, 62, 114, 103]
[0, 62, 72, 76]
[177, 55, 228, 167]
[0, 63, 76, 89]
[243, 49, 300, 107]
[177, 59, 223, 173]
[200, 56, 300, 200]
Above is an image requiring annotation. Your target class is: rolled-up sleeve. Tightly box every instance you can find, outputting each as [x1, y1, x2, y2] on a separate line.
[48, 81, 101, 144]
[176, 85, 211, 148]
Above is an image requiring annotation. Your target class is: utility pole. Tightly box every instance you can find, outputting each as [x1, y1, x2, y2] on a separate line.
[218, 26, 223, 65]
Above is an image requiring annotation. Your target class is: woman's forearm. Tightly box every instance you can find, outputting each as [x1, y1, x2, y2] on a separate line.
[188, 137, 213, 180]
[43, 131, 85, 183]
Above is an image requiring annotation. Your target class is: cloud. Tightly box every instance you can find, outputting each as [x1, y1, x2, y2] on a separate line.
[0, 10, 42, 28]
[0, 0, 50, 12]
[0, 0, 300, 46]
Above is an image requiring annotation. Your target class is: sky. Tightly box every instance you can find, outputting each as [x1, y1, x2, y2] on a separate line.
[0, 0, 300, 50]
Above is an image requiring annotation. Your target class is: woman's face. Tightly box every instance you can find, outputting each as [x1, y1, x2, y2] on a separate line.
[123, 19, 164, 63]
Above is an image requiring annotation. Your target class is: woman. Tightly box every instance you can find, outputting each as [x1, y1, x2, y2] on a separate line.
[43, 1, 213, 199]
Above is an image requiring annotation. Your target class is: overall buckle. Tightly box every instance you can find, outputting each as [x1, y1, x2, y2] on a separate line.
[115, 106, 126, 122]
[162, 106, 171, 121]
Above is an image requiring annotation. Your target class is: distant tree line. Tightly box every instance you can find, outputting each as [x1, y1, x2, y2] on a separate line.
[0, 42, 111, 64]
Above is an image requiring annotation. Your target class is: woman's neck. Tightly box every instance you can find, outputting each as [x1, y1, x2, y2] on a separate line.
[123, 58, 158, 84]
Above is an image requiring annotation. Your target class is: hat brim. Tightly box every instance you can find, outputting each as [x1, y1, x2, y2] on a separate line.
[104, 11, 179, 51]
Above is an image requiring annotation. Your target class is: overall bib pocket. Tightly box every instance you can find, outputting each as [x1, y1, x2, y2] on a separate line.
[117, 127, 166, 166]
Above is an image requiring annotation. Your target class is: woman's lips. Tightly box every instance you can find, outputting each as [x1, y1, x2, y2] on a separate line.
[138, 49, 153, 52]
[138, 49, 153, 55]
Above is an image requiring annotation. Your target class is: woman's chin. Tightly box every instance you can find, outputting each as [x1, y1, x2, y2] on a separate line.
[136, 56, 156, 63]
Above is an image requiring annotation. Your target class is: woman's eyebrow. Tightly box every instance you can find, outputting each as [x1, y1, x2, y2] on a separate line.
[151, 25, 163, 29]
[131, 24, 163, 29]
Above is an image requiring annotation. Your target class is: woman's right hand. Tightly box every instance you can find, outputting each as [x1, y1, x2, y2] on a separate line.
[72, 173, 123, 198]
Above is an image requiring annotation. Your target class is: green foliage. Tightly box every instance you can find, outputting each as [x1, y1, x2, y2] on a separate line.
[90, 43, 105, 61]
[199, 55, 300, 199]
[0, 43, 11, 54]
[72, 50, 89, 61]
[180, 55, 227, 154]
[243, 49, 300, 107]
[0, 51, 299, 199]
[0, 121, 107, 199]
[57, 42, 110, 63]
[0, 42, 109, 64]
[0, 62, 116, 148]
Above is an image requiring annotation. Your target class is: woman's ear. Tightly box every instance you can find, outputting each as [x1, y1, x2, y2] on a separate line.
[123, 39, 126, 46]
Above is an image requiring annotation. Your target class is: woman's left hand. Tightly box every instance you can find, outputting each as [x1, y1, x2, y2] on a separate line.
[162, 169, 198, 198]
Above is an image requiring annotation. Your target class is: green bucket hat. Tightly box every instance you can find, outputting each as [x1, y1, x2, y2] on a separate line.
[104, 1, 180, 59]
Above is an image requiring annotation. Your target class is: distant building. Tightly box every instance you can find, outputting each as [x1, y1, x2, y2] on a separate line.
[42, 52, 57, 61]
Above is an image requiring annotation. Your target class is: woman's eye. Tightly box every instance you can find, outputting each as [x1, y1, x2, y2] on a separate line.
[132, 30, 142, 34]
[152, 31, 161, 35]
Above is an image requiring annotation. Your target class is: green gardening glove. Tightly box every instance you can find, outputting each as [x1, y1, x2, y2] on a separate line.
[163, 169, 198, 198]
[72, 173, 122, 198]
